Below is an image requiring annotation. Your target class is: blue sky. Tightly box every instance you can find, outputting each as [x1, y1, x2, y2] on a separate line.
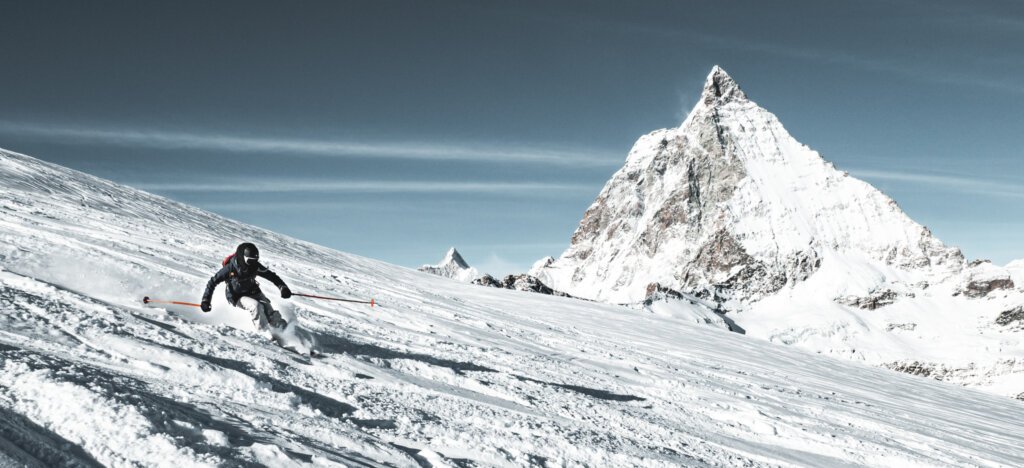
[1, 1, 1022, 274]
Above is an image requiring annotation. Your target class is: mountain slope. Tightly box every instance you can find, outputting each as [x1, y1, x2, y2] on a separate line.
[2, 148, 1024, 466]
[536, 66, 963, 305]
[533, 66, 1024, 399]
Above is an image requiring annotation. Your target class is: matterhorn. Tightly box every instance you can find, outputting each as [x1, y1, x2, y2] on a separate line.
[533, 66, 1024, 397]
[418, 247, 479, 283]
[535, 66, 964, 305]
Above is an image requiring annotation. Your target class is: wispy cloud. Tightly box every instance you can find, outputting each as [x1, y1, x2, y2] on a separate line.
[136, 179, 597, 195]
[457, 242, 568, 251]
[198, 200, 382, 212]
[473, 252, 532, 277]
[0, 121, 622, 167]
[688, 33, 1024, 96]
[563, 15, 1024, 96]
[849, 168, 1024, 199]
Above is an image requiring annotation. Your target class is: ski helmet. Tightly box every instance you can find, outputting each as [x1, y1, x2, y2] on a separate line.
[236, 242, 260, 267]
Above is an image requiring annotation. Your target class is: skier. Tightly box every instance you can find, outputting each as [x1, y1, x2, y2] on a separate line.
[201, 242, 292, 332]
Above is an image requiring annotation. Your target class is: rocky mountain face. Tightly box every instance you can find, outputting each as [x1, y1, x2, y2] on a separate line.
[535, 66, 965, 305]
[473, 273, 574, 298]
[528, 66, 1024, 398]
[418, 247, 479, 283]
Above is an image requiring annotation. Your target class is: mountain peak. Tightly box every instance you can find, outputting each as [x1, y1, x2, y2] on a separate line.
[701, 65, 747, 104]
[419, 247, 478, 283]
[536, 66, 963, 304]
[443, 247, 469, 269]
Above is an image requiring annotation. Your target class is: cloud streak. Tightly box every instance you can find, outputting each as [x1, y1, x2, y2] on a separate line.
[565, 15, 1024, 96]
[0, 121, 622, 168]
[689, 32, 1024, 96]
[135, 179, 597, 195]
[849, 168, 1024, 199]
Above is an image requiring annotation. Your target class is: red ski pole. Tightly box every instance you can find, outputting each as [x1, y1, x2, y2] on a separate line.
[142, 296, 202, 308]
[292, 292, 375, 307]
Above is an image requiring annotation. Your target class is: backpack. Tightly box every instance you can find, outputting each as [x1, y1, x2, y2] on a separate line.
[222, 253, 235, 267]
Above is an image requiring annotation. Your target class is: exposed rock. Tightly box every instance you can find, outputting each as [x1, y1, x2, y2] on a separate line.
[884, 359, 1024, 391]
[886, 361, 943, 379]
[702, 65, 747, 104]
[473, 274, 574, 298]
[643, 282, 689, 304]
[885, 322, 917, 332]
[883, 360, 973, 381]
[472, 274, 502, 288]
[995, 306, 1024, 328]
[642, 282, 743, 333]
[960, 278, 1015, 298]
[645, 282, 677, 298]
[837, 289, 914, 310]
[957, 262, 1015, 298]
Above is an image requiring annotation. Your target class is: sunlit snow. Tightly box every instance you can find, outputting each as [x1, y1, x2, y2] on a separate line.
[2, 148, 1024, 466]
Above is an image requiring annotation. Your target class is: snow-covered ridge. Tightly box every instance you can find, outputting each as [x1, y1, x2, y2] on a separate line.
[417, 247, 479, 283]
[536, 66, 963, 305]
[531, 66, 1024, 399]
[2, 148, 1024, 465]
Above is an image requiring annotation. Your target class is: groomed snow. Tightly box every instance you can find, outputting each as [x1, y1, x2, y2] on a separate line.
[2, 149, 1024, 466]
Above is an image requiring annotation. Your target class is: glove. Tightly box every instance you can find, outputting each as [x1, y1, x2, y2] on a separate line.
[201, 300, 212, 313]
[280, 285, 292, 299]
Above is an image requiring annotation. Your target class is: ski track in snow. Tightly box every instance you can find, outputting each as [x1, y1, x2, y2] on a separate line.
[1, 150, 1024, 466]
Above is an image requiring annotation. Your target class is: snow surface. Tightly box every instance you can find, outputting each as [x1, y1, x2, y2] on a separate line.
[1007, 259, 1024, 288]
[528, 257, 554, 278]
[2, 149, 1024, 466]
[736, 251, 1024, 397]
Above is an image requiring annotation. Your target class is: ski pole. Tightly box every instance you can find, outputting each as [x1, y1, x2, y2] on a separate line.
[142, 296, 202, 308]
[292, 292, 375, 307]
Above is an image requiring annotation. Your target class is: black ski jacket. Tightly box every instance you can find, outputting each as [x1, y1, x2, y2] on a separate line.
[202, 254, 287, 306]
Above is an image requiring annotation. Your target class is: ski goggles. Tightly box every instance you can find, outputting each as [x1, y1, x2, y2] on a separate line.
[244, 255, 259, 265]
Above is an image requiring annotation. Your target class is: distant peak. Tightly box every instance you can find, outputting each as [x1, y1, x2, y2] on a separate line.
[418, 247, 477, 282]
[443, 247, 470, 269]
[701, 65, 747, 104]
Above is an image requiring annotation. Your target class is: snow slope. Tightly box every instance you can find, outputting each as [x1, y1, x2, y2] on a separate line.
[2, 148, 1024, 466]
